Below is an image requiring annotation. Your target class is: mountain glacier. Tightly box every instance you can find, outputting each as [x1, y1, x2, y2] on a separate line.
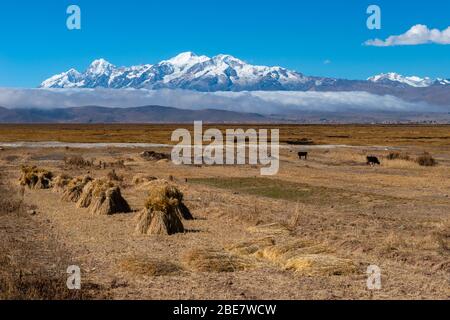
[40, 52, 449, 91]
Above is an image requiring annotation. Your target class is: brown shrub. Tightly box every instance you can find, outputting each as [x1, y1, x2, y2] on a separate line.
[435, 221, 450, 254]
[0, 184, 25, 216]
[416, 152, 437, 167]
[386, 152, 410, 161]
[64, 156, 92, 168]
[140, 151, 170, 161]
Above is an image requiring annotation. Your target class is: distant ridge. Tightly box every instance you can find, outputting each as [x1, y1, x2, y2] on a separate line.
[0, 105, 269, 123]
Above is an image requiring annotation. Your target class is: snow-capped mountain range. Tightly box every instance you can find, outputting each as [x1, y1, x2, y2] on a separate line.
[367, 72, 450, 88]
[40, 52, 449, 91]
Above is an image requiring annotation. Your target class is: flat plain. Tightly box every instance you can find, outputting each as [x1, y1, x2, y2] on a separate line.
[0, 124, 449, 299]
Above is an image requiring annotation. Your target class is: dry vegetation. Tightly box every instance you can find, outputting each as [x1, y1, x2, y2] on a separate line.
[0, 124, 449, 300]
[0, 173, 109, 299]
[1, 124, 450, 146]
[182, 249, 255, 273]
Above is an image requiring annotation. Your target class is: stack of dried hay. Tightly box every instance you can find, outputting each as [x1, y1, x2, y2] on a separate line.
[19, 166, 53, 189]
[52, 174, 72, 193]
[182, 248, 254, 272]
[227, 237, 357, 276]
[62, 175, 93, 202]
[89, 182, 131, 216]
[77, 179, 114, 209]
[75, 178, 131, 215]
[135, 179, 192, 235]
[119, 256, 181, 276]
[283, 254, 357, 276]
[254, 239, 331, 261]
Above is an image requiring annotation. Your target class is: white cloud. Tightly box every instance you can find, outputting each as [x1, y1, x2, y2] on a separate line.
[323, 59, 332, 65]
[365, 24, 450, 46]
[0, 88, 441, 114]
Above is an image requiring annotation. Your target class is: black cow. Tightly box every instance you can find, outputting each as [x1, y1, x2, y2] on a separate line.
[298, 152, 308, 160]
[367, 156, 381, 166]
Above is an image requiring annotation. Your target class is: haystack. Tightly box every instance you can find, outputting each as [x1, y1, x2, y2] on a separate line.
[283, 254, 357, 276]
[182, 248, 255, 272]
[19, 166, 53, 190]
[61, 175, 93, 202]
[77, 179, 115, 209]
[89, 185, 131, 216]
[135, 180, 191, 235]
[135, 209, 184, 235]
[146, 180, 193, 220]
[52, 174, 72, 193]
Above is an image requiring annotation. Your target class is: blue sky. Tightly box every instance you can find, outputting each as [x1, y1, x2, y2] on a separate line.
[1, 0, 450, 87]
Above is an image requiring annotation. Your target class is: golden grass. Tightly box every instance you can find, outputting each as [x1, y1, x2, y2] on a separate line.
[227, 237, 356, 277]
[435, 220, 450, 254]
[381, 159, 420, 169]
[255, 240, 331, 261]
[1, 124, 450, 146]
[226, 237, 276, 256]
[324, 150, 367, 164]
[119, 256, 181, 276]
[247, 223, 291, 236]
[132, 174, 157, 185]
[182, 248, 255, 273]
[283, 254, 357, 276]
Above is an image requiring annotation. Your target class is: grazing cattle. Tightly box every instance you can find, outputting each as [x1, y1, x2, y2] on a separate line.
[367, 156, 381, 166]
[298, 152, 308, 160]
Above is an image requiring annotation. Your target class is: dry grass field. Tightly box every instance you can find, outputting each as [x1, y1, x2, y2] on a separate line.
[0, 124, 449, 300]
[1, 124, 450, 146]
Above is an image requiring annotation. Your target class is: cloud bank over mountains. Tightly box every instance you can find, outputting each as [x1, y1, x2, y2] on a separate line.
[0, 88, 442, 115]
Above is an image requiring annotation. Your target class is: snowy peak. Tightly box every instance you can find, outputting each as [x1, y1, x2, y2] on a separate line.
[86, 59, 115, 75]
[368, 72, 434, 87]
[165, 51, 209, 67]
